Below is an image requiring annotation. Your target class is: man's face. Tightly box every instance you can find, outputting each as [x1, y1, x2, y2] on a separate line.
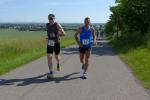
[48, 16, 55, 24]
[84, 19, 90, 26]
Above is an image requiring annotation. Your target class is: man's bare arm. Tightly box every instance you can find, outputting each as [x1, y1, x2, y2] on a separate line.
[92, 27, 97, 45]
[57, 23, 66, 36]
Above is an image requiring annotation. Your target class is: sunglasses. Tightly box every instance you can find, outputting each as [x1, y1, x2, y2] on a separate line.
[49, 17, 54, 20]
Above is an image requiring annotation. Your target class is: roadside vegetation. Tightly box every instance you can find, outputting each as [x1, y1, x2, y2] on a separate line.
[0, 29, 75, 75]
[105, 0, 150, 89]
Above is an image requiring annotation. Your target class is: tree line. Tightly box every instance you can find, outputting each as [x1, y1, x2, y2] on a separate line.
[104, 0, 150, 45]
[0, 23, 104, 32]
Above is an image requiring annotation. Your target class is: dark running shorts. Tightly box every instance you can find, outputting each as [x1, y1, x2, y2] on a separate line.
[47, 43, 60, 55]
[79, 47, 91, 54]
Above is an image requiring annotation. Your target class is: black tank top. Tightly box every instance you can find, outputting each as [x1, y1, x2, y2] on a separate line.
[46, 22, 59, 43]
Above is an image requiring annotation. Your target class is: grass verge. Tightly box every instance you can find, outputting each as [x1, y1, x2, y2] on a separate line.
[0, 29, 75, 75]
[108, 35, 150, 89]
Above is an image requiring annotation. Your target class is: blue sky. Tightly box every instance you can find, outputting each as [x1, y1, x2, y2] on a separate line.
[0, 0, 115, 23]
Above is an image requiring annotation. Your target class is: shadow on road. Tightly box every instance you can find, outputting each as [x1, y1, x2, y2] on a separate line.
[0, 72, 81, 86]
[53, 72, 81, 83]
[91, 40, 116, 56]
[61, 38, 116, 56]
[61, 47, 78, 55]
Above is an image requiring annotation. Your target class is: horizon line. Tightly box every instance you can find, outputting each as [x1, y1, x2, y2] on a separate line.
[0, 22, 106, 24]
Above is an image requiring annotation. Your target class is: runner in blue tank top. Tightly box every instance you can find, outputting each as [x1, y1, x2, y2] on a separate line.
[75, 17, 97, 79]
[80, 26, 93, 48]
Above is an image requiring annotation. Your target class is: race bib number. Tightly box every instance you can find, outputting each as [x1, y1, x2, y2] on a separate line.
[82, 39, 89, 45]
[48, 40, 55, 46]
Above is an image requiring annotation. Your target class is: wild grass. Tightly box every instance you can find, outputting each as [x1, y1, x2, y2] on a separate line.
[108, 35, 150, 89]
[0, 29, 75, 75]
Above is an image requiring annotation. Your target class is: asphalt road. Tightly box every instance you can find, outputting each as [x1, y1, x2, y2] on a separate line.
[0, 38, 150, 100]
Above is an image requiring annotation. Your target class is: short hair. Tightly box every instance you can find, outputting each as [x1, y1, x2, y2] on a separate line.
[84, 17, 90, 21]
[48, 14, 55, 18]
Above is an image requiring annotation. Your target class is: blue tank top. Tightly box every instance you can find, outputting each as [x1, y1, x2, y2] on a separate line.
[80, 26, 93, 48]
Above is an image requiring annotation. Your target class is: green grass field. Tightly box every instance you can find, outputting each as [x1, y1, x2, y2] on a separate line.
[0, 29, 75, 75]
[108, 36, 150, 89]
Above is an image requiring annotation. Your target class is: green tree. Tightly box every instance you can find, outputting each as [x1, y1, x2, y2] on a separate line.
[105, 0, 150, 41]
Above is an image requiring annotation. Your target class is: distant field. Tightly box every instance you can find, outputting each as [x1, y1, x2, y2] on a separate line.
[0, 29, 75, 75]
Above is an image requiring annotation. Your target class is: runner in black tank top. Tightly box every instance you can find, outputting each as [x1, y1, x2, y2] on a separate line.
[46, 14, 66, 79]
